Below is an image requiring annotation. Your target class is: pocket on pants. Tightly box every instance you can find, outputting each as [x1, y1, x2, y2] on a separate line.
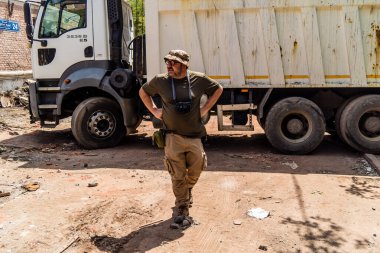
[164, 156, 174, 176]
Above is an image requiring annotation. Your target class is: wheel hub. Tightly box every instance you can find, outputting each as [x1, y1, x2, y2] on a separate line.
[286, 119, 304, 134]
[363, 116, 380, 133]
[359, 111, 380, 138]
[281, 114, 311, 141]
[87, 111, 115, 138]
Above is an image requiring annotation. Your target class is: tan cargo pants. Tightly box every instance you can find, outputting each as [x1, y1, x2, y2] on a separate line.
[164, 133, 207, 209]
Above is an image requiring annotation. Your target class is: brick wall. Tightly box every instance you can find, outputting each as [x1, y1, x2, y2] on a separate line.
[0, 0, 32, 71]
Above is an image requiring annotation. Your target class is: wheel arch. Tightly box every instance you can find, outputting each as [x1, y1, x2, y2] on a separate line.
[60, 87, 118, 118]
[59, 80, 141, 132]
[56, 60, 140, 130]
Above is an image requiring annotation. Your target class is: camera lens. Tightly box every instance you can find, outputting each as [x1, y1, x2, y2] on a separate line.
[175, 101, 192, 113]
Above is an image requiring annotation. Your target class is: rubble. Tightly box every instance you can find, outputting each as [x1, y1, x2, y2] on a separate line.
[0, 191, 11, 198]
[282, 161, 299, 170]
[259, 245, 268, 251]
[233, 220, 242, 225]
[0, 146, 7, 154]
[88, 182, 98, 187]
[21, 182, 40, 192]
[0, 83, 29, 108]
[352, 158, 379, 176]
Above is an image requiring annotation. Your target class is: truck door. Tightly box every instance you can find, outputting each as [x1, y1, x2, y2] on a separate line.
[31, 0, 93, 79]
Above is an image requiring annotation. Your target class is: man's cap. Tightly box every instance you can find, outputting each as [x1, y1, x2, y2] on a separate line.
[164, 49, 190, 67]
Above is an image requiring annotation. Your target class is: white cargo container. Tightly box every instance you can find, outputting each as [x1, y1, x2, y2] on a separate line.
[146, 0, 380, 88]
[145, 0, 380, 154]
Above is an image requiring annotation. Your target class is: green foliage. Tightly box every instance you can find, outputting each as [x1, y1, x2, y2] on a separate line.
[128, 0, 145, 36]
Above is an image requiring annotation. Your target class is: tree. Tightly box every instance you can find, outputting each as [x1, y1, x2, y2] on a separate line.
[128, 0, 145, 36]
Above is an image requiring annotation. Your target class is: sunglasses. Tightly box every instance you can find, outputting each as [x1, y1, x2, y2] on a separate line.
[165, 60, 181, 66]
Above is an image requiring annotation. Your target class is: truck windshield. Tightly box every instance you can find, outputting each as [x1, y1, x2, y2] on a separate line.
[39, 0, 86, 38]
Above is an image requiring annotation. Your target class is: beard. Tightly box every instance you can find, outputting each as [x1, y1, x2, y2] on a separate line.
[167, 65, 185, 79]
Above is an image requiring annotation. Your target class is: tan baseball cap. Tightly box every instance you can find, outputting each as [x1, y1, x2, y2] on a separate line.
[164, 49, 190, 67]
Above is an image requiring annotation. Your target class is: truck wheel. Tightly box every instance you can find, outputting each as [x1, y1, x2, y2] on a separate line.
[339, 95, 380, 153]
[71, 97, 126, 149]
[335, 97, 357, 144]
[264, 97, 326, 154]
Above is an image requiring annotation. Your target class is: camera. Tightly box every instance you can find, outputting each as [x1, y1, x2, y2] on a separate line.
[175, 101, 192, 113]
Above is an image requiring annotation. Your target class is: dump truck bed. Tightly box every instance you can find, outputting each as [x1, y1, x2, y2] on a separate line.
[145, 0, 380, 88]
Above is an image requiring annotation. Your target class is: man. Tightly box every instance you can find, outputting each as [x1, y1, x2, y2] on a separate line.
[139, 49, 223, 229]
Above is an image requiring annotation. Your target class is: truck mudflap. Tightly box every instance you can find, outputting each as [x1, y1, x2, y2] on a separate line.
[121, 97, 142, 134]
[28, 81, 39, 122]
[101, 77, 142, 133]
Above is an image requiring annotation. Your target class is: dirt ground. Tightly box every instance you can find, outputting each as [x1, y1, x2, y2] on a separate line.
[0, 107, 379, 253]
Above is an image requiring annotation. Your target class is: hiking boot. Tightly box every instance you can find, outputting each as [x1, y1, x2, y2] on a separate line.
[170, 215, 193, 229]
[173, 205, 189, 223]
[170, 205, 192, 229]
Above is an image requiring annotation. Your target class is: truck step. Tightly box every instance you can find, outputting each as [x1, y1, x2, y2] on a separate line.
[217, 104, 256, 131]
[38, 104, 58, 109]
[41, 117, 59, 128]
[37, 87, 61, 92]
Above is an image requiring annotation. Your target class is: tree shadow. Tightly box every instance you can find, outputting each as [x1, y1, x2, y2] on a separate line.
[339, 177, 380, 199]
[279, 216, 346, 253]
[277, 175, 374, 253]
[91, 217, 184, 253]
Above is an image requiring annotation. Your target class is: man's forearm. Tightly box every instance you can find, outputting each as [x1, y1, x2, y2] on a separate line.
[139, 88, 162, 119]
[201, 87, 223, 114]
[139, 88, 156, 113]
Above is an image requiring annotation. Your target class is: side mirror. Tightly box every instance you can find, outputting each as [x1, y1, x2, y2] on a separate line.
[24, 2, 34, 40]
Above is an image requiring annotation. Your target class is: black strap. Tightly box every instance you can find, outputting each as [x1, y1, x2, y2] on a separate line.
[171, 71, 192, 101]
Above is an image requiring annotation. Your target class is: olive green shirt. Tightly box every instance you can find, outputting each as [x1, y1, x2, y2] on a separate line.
[142, 71, 221, 138]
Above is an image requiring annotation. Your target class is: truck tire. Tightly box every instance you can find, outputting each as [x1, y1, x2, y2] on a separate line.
[335, 96, 358, 144]
[264, 97, 326, 154]
[71, 97, 126, 149]
[339, 95, 380, 153]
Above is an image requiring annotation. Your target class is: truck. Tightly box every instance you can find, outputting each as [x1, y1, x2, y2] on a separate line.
[23, 0, 380, 155]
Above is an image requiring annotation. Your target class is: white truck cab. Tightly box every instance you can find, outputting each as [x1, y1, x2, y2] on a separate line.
[24, 0, 141, 149]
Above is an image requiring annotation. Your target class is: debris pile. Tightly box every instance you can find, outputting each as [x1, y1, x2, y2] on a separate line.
[0, 83, 29, 108]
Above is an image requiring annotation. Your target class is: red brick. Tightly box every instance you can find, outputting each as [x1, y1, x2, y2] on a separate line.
[0, 1, 32, 71]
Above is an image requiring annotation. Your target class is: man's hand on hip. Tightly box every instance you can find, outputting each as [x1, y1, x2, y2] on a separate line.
[200, 107, 209, 117]
[152, 108, 163, 119]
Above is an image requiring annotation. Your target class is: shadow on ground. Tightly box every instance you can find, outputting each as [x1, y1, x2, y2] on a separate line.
[0, 127, 371, 177]
[91, 218, 184, 253]
[275, 175, 376, 253]
[340, 177, 380, 199]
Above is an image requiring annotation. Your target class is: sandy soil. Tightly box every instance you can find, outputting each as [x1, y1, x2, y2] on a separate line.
[0, 107, 379, 253]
